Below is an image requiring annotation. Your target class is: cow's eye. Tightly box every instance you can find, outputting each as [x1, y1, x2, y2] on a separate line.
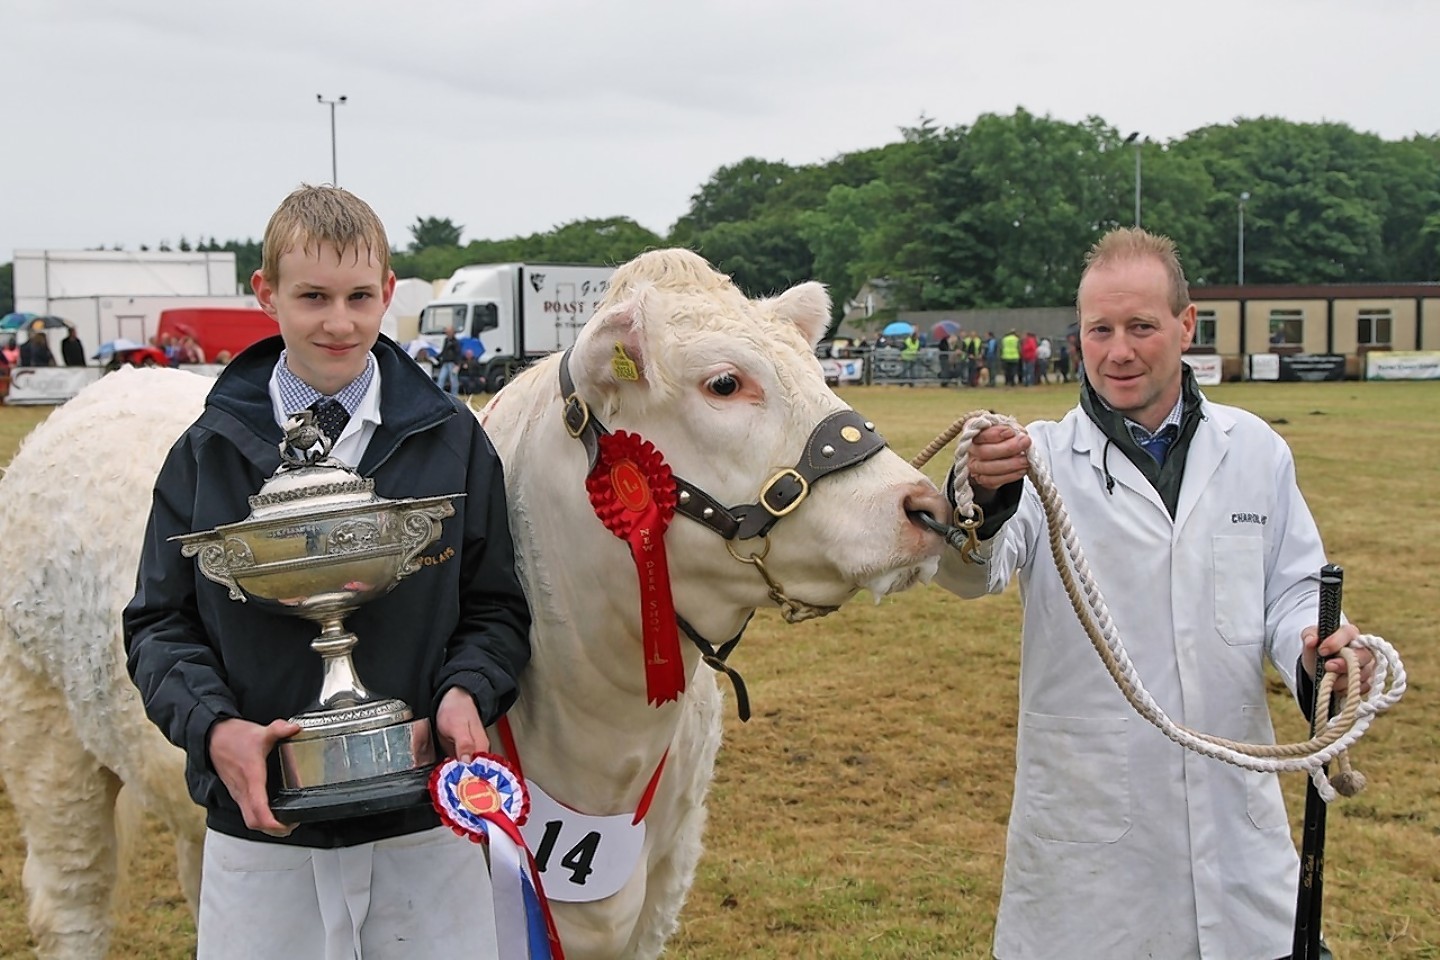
[707, 373, 740, 397]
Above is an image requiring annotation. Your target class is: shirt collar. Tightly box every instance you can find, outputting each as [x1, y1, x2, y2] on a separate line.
[1124, 394, 1185, 443]
[274, 351, 375, 417]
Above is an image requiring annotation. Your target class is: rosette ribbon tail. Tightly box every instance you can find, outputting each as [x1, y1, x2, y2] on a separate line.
[430, 756, 566, 960]
[585, 430, 685, 707]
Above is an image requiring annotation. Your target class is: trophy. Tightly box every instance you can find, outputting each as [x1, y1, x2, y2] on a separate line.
[174, 411, 463, 823]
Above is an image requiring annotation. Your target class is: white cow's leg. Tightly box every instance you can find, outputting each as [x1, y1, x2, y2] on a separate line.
[0, 651, 122, 959]
[627, 675, 725, 960]
[173, 827, 204, 917]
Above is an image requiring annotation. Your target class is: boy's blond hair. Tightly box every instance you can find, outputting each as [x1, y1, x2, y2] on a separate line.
[1078, 226, 1191, 316]
[260, 184, 391, 285]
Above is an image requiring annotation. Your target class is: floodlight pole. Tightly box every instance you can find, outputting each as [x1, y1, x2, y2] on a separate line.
[1238, 191, 1251, 285]
[1124, 131, 1141, 226]
[316, 94, 348, 186]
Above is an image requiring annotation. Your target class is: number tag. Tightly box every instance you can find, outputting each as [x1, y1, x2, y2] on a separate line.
[519, 777, 647, 903]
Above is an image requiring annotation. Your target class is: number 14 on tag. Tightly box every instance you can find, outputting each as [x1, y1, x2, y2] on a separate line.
[521, 777, 647, 903]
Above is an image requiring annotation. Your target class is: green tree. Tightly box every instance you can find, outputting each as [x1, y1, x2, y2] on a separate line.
[409, 216, 464, 252]
[0, 262, 12, 316]
[536, 217, 663, 264]
[685, 217, 815, 298]
[669, 157, 799, 243]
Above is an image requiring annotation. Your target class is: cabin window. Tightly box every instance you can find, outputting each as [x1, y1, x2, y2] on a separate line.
[1267, 309, 1305, 346]
[1194, 309, 1217, 347]
[1357, 308, 1392, 346]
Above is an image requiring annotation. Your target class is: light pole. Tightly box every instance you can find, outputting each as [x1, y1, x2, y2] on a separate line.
[1124, 131, 1141, 226]
[316, 94, 347, 186]
[1237, 191, 1251, 285]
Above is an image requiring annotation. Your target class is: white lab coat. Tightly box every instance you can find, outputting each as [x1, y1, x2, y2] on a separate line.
[936, 398, 1328, 960]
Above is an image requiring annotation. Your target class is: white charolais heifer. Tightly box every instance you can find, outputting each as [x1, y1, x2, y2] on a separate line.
[479, 249, 948, 958]
[0, 249, 948, 959]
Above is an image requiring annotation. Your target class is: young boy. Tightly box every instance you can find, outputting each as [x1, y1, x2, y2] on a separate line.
[123, 185, 531, 958]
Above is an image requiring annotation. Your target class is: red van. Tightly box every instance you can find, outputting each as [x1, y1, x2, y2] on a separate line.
[154, 307, 277, 363]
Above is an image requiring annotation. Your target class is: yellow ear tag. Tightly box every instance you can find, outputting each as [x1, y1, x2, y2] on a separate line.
[611, 343, 639, 381]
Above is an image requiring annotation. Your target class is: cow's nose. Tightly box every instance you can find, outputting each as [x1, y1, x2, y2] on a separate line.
[902, 480, 951, 535]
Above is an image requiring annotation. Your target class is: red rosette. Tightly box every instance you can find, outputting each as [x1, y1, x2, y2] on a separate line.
[585, 431, 686, 706]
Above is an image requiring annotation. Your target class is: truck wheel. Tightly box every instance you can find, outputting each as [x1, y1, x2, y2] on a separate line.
[483, 359, 511, 393]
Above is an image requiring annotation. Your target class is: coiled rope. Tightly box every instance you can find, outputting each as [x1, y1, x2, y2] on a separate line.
[913, 411, 1408, 802]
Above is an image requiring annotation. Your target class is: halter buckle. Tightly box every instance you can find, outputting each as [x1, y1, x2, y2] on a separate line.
[759, 468, 809, 518]
[563, 392, 591, 439]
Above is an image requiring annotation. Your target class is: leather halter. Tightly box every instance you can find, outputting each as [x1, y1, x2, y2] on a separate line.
[559, 347, 889, 540]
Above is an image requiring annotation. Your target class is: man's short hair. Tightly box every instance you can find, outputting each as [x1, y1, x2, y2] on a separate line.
[260, 184, 391, 285]
[1078, 226, 1191, 315]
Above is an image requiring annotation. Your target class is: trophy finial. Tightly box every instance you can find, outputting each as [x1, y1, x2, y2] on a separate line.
[281, 409, 336, 466]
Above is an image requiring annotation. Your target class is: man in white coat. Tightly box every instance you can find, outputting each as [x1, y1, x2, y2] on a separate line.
[935, 227, 1373, 960]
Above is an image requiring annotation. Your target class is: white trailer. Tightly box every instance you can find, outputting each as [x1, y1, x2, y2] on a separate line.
[416, 263, 614, 391]
[13, 249, 240, 310]
[39, 294, 259, 363]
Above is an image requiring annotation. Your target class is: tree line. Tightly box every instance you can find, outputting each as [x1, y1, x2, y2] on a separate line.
[4, 111, 1438, 321]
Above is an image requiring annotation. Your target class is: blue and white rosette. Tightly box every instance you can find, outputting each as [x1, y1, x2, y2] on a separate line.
[430, 754, 564, 960]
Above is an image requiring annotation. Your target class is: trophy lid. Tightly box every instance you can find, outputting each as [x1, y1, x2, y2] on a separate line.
[247, 410, 382, 521]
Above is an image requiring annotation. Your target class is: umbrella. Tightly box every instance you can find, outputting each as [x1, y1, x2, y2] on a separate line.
[881, 321, 915, 337]
[0, 311, 37, 331]
[404, 337, 437, 360]
[93, 338, 145, 359]
[931, 319, 960, 341]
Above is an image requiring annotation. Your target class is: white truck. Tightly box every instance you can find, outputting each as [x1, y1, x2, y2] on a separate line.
[416, 263, 615, 391]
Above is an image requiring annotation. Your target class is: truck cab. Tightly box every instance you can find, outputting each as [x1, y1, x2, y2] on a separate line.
[417, 263, 614, 392]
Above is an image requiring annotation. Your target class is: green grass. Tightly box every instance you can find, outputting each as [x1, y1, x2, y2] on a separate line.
[1, 380, 1436, 957]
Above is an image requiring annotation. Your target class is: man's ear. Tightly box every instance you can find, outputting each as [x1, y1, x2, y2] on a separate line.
[570, 288, 651, 402]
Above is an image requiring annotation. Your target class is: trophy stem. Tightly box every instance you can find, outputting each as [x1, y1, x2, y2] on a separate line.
[311, 614, 376, 709]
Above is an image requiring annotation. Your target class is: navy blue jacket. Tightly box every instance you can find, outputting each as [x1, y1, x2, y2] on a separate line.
[123, 335, 532, 848]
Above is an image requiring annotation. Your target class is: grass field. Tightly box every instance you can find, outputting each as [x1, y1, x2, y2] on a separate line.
[0, 380, 1436, 958]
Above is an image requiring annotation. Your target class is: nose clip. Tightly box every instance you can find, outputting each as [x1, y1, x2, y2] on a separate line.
[913, 509, 985, 564]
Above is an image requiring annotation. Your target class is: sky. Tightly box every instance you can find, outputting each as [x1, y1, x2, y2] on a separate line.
[5, 0, 1439, 265]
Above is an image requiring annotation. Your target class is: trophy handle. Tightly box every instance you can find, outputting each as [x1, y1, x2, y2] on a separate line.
[395, 502, 457, 578]
[178, 537, 251, 602]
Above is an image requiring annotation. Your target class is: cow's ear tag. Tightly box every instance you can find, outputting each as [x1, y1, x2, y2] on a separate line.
[611, 343, 639, 381]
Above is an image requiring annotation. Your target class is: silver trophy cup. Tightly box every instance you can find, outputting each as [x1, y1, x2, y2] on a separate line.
[174, 411, 463, 823]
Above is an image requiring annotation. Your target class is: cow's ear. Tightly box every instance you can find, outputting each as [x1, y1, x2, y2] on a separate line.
[761, 281, 831, 348]
[571, 290, 650, 398]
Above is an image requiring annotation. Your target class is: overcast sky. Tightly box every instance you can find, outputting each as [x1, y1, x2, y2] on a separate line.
[5, 0, 1438, 263]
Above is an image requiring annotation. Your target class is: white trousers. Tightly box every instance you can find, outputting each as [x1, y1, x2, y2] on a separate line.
[198, 826, 500, 960]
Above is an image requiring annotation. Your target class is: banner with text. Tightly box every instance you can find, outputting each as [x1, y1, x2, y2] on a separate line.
[1181, 354, 1222, 386]
[1365, 351, 1440, 381]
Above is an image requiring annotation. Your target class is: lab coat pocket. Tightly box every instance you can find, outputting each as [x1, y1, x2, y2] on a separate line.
[1020, 713, 1132, 843]
[1241, 705, 1290, 829]
[1214, 535, 1265, 646]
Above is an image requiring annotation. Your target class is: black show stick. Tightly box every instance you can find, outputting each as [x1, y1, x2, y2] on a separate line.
[1292, 564, 1343, 960]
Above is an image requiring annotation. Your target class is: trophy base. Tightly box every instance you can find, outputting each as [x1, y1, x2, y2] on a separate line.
[272, 766, 435, 824]
[275, 712, 437, 825]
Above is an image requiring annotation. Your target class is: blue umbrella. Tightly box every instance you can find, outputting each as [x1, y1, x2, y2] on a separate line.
[93, 338, 145, 359]
[0, 312, 37, 331]
[882, 321, 915, 337]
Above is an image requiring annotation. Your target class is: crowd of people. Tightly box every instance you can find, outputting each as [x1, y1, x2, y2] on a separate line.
[847, 327, 1083, 386]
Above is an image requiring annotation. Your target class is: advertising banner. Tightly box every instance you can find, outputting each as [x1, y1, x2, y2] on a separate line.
[4, 366, 104, 405]
[820, 357, 867, 384]
[1248, 353, 1280, 382]
[1365, 351, 1440, 381]
[1278, 354, 1346, 382]
[1181, 354, 1222, 386]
